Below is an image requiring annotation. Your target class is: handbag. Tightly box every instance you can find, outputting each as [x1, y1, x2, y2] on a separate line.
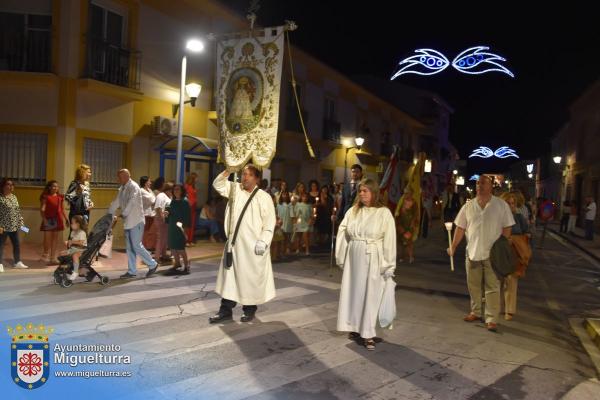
[225, 187, 259, 269]
[379, 278, 397, 328]
[489, 235, 516, 277]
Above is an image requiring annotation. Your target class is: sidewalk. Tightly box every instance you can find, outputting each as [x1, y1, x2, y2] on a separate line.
[0, 240, 224, 274]
[547, 222, 600, 262]
[547, 221, 600, 359]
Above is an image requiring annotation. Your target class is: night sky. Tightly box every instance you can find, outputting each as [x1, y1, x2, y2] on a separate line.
[222, 1, 600, 170]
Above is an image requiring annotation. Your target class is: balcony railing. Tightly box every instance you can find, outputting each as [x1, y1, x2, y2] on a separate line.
[84, 36, 141, 90]
[322, 118, 341, 143]
[0, 29, 51, 72]
[285, 107, 309, 132]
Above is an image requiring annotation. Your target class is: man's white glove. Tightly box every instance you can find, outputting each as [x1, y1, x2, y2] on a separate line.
[382, 268, 395, 280]
[255, 240, 267, 255]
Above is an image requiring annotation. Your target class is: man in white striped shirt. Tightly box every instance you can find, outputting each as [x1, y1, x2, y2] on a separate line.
[109, 169, 158, 279]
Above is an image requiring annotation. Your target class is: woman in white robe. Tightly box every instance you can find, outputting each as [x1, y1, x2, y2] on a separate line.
[336, 178, 397, 350]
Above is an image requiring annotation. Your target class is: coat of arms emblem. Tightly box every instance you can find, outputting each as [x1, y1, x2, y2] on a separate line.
[8, 323, 53, 390]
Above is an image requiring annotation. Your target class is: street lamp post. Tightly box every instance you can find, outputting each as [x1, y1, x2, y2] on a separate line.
[344, 136, 365, 183]
[175, 39, 204, 184]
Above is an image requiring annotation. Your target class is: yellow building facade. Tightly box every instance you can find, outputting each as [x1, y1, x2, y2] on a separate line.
[0, 0, 424, 244]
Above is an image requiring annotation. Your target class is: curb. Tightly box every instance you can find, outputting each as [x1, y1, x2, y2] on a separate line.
[569, 318, 600, 378]
[585, 319, 600, 350]
[548, 228, 600, 264]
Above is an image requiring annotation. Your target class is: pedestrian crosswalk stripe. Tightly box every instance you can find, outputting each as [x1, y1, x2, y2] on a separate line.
[152, 336, 362, 400]
[274, 272, 341, 290]
[51, 286, 319, 339]
[124, 301, 339, 364]
[2, 284, 212, 321]
[0, 270, 218, 302]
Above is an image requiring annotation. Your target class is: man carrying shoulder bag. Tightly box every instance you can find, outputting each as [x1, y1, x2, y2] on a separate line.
[209, 165, 276, 324]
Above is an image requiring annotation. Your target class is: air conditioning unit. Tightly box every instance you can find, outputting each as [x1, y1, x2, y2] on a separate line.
[153, 116, 178, 136]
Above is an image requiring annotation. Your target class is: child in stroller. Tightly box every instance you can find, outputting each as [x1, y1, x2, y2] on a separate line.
[63, 215, 87, 281]
[54, 214, 112, 288]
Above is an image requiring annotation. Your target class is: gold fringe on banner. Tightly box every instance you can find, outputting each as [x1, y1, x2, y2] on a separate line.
[285, 30, 315, 159]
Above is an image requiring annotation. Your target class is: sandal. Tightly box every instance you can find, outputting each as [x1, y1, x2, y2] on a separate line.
[364, 338, 375, 351]
[348, 332, 360, 340]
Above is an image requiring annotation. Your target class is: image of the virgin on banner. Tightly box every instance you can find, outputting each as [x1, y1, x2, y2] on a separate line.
[216, 26, 285, 170]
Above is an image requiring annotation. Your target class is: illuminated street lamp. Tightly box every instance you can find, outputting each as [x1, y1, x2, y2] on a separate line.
[344, 136, 365, 183]
[553, 156, 562, 164]
[424, 159, 432, 173]
[175, 38, 205, 184]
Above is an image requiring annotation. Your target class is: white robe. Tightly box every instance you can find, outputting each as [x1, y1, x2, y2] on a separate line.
[336, 206, 397, 338]
[213, 174, 276, 305]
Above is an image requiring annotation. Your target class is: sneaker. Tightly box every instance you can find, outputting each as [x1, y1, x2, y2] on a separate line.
[67, 271, 78, 281]
[146, 263, 158, 278]
[0, 264, 4, 273]
[120, 272, 137, 279]
[13, 261, 29, 269]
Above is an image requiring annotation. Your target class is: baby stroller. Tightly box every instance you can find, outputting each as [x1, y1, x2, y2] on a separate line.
[53, 214, 112, 288]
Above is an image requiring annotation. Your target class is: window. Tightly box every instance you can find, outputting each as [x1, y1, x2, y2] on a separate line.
[0, 11, 52, 72]
[324, 97, 336, 121]
[0, 132, 47, 185]
[83, 138, 125, 187]
[86, 2, 140, 89]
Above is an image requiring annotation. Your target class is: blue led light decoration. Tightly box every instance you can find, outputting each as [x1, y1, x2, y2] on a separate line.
[452, 46, 514, 77]
[391, 46, 514, 80]
[390, 49, 450, 79]
[469, 174, 480, 181]
[468, 146, 519, 159]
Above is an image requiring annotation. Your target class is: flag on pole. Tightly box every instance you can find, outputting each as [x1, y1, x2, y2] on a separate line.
[215, 26, 285, 170]
[379, 145, 403, 211]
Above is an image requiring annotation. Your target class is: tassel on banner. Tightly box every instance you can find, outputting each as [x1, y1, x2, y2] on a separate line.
[285, 29, 315, 159]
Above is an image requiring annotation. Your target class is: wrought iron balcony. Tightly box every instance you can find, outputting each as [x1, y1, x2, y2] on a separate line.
[322, 118, 341, 143]
[84, 36, 141, 90]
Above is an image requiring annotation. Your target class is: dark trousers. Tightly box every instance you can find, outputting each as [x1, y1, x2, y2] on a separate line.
[421, 211, 429, 238]
[585, 219, 595, 240]
[560, 215, 569, 233]
[219, 298, 257, 316]
[0, 231, 21, 264]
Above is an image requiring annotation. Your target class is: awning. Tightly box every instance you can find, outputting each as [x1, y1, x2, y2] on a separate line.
[154, 135, 218, 156]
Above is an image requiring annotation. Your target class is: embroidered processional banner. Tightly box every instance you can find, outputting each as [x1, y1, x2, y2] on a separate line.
[216, 26, 285, 170]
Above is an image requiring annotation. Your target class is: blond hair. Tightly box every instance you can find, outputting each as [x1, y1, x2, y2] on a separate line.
[352, 178, 385, 213]
[500, 192, 517, 207]
[74, 164, 91, 183]
[511, 190, 525, 208]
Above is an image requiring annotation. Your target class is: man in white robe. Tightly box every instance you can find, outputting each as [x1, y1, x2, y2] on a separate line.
[209, 164, 276, 323]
